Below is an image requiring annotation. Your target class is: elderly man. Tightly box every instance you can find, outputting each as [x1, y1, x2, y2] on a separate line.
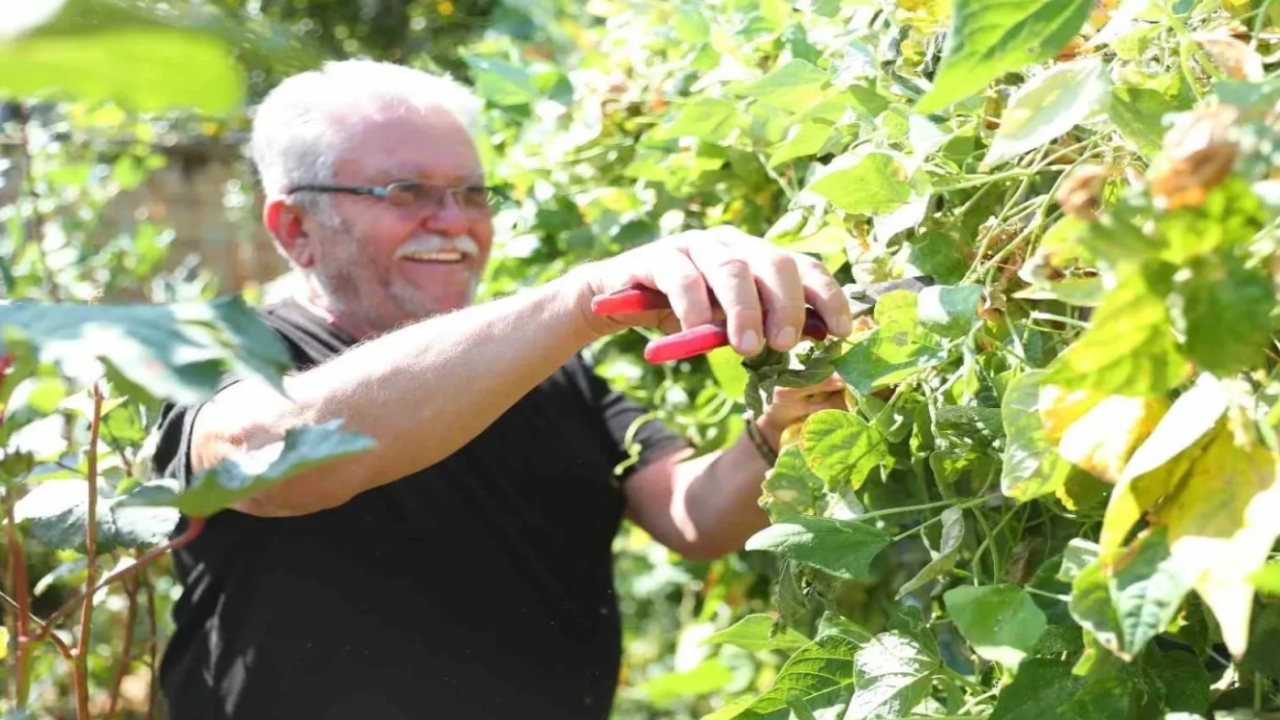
[152, 59, 852, 719]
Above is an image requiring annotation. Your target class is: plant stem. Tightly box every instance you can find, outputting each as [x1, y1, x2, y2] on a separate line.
[144, 578, 158, 720]
[14, 103, 60, 303]
[0, 591, 73, 660]
[32, 516, 206, 644]
[1024, 586, 1070, 602]
[856, 496, 986, 525]
[107, 575, 139, 720]
[4, 499, 30, 707]
[74, 383, 104, 720]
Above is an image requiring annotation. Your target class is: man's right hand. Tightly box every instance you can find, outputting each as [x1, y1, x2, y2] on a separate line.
[571, 226, 854, 357]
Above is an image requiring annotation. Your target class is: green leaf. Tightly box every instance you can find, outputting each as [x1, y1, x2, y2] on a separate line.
[745, 516, 891, 580]
[844, 631, 939, 720]
[707, 346, 750, 400]
[768, 122, 833, 167]
[14, 480, 179, 554]
[983, 58, 1111, 167]
[0, 0, 243, 114]
[730, 59, 829, 109]
[988, 658, 1086, 720]
[0, 295, 293, 406]
[1057, 538, 1101, 583]
[915, 0, 1095, 113]
[701, 614, 811, 653]
[917, 285, 983, 338]
[1110, 527, 1195, 660]
[120, 419, 375, 517]
[1000, 371, 1076, 501]
[464, 56, 538, 106]
[734, 633, 860, 719]
[1060, 670, 1139, 720]
[760, 445, 824, 520]
[837, 291, 946, 394]
[1147, 650, 1212, 715]
[944, 585, 1047, 666]
[654, 97, 739, 143]
[1241, 602, 1280, 677]
[1109, 85, 1180, 160]
[805, 150, 913, 216]
[1252, 562, 1280, 595]
[1044, 272, 1185, 396]
[907, 231, 971, 285]
[642, 659, 734, 707]
[933, 406, 1004, 447]
[896, 506, 964, 599]
[1171, 254, 1276, 378]
[799, 409, 888, 490]
[1069, 558, 1123, 655]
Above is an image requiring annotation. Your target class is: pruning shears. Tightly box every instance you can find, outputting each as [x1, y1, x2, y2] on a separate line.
[591, 275, 935, 364]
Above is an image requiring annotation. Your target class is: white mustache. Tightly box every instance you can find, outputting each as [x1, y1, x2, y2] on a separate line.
[396, 235, 480, 258]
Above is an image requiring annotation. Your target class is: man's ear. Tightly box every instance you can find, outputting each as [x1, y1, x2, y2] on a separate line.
[264, 198, 315, 267]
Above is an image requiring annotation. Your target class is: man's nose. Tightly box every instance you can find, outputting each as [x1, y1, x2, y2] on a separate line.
[422, 192, 471, 236]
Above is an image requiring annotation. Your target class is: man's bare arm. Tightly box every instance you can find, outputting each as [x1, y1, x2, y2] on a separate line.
[194, 274, 602, 516]
[192, 232, 853, 518]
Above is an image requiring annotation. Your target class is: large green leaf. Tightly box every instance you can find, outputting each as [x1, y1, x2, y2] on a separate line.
[768, 122, 833, 167]
[1044, 272, 1185, 396]
[844, 631, 939, 720]
[983, 58, 1111, 167]
[1171, 254, 1277, 378]
[944, 585, 1046, 666]
[805, 151, 913, 216]
[916, 285, 983, 338]
[1109, 528, 1196, 660]
[464, 56, 538, 106]
[642, 659, 734, 707]
[1000, 371, 1076, 501]
[1147, 650, 1212, 715]
[730, 59, 829, 110]
[1069, 558, 1123, 659]
[1242, 603, 1280, 677]
[0, 0, 243, 114]
[837, 291, 946, 394]
[701, 614, 811, 653]
[915, 0, 1095, 113]
[653, 97, 739, 143]
[745, 516, 890, 580]
[798, 409, 888, 491]
[0, 295, 293, 406]
[732, 633, 861, 719]
[1109, 85, 1180, 160]
[760, 445, 825, 521]
[120, 419, 375, 517]
[988, 658, 1085, 720]
[14, 479, 179, 554]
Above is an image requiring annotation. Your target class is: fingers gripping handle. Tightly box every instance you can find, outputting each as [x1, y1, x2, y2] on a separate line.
[591, 284, 830, 363]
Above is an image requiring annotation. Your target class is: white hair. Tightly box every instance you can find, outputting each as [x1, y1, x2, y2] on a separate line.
[249, 59, 485, 221]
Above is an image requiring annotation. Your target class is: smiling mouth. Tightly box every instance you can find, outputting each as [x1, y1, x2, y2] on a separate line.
[400, 251, 468, 264]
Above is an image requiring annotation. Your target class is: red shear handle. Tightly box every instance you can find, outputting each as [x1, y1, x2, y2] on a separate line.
[643, 313, 830, 363]
[589, 286, 670, 315]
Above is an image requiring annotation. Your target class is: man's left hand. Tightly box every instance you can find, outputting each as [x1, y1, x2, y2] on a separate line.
[755, 373, 850, 450]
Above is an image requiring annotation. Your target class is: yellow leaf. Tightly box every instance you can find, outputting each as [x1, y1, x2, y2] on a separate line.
[1100, 378, 1226, 549]
[0, 626, 7, 659]
[1037, 384, 1107, 443]
[1154, 428, 1280, 658]
[1056, 394, 1168, 483]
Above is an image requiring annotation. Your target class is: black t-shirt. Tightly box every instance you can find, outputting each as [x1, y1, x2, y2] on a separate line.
[151, 298, 687, 720]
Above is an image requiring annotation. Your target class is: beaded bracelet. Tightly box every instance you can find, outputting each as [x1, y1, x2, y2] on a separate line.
[743, 415, 780, 467]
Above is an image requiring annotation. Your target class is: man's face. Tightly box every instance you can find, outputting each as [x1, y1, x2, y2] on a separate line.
[302, 107, 494, 334]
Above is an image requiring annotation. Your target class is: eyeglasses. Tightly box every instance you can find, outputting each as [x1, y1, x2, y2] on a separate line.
[287, 181, 509, 214]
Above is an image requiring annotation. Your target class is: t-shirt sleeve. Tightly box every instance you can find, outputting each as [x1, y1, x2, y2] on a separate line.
[573, 354, 690, 481]
[150, 400, 204, 491]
